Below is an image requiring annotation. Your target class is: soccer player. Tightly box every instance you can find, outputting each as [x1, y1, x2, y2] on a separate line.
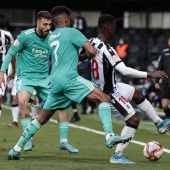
[0, 28, 14, 117]
[86, 14, 170, 164]
[0, 10, 78, 154]
[155, 37, 170, 118]
[7, 5, 132, 160]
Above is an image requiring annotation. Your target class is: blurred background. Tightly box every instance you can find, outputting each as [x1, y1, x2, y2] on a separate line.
[1, 0, 170, 115]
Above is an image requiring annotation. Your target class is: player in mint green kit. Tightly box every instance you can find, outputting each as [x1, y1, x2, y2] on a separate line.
[7, 6, 132, 160]
[0, 11, 78, 155]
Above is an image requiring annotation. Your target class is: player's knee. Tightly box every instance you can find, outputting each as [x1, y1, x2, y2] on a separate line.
[133, 90, 146, 105]
[126, 114, 140, 128]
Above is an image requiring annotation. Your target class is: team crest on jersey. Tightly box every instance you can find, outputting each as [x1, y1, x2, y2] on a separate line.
[112, 55, 120, 62]
[13, 39, 20, 46]
[126, 104, 130, 109]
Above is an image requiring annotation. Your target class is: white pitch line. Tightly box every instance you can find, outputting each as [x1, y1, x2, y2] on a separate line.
[2, 104, 170, 153]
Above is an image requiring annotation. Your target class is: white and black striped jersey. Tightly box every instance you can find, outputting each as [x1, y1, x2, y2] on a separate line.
[89, 37, 122, 94]
[0, 29, 14, 68]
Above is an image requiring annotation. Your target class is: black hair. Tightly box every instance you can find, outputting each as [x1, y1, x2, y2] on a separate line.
[37, 11, 52, 20]
[51, 5, 71, 17]
[98, 14, 116, 29]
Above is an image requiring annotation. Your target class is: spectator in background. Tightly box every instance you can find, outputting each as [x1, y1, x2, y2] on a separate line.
[145, 63, 161, 108]
[73, 11, 87, 35]
[115, 37, 129, 65]
[155, 37, 170, 118]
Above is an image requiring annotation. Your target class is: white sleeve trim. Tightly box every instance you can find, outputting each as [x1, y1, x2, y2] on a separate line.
[115, 62, 147, 78]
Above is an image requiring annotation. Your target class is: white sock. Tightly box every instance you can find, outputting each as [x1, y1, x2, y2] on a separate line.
[31, 104, 37, 119]
[12, 105, 19, 123]
[137, 98, 162, 125]
[114, 126, 136, 156]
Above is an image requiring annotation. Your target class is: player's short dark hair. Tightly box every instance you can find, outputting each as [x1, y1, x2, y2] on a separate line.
[98, 14, 116, 29]
[37, 11, 52, 20]
[51, 5, 71, 17]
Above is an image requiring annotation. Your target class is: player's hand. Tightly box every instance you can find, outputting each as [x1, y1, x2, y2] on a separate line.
[147, 70, 168, 79]
[0, 71, 5, 88]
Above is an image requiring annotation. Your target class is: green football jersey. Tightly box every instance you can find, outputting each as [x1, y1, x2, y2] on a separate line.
[48, 27, 88, 93]
[1, 28, 51, 79]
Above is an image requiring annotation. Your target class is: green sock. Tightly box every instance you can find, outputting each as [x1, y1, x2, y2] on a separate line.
[59, 122, 68, 141]
[98, 102, 113, 135]
[17, 119, 41, 148]
[20, 118, 31, 130]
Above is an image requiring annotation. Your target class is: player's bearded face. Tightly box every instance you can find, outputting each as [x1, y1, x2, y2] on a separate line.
[37, 19, 52, 37]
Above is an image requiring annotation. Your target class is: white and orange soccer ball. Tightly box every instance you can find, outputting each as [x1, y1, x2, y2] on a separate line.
[143, 141, 163, 161]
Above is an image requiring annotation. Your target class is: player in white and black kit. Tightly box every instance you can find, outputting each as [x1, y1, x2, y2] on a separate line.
[155, 37, 170, 118]
[87, 14, 170, 164]
[0, 28, 14, 117]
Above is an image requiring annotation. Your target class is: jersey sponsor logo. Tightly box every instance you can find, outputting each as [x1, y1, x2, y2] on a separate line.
[32, 49, 50, 58]
[13, 39, 20, 46]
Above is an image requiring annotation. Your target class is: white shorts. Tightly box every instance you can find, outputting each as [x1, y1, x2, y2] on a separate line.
[11, 75, 37, 96]
[0, 74, 7, 96]
[110, 82, 135, 121]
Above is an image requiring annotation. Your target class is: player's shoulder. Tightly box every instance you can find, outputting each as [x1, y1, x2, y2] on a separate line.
[0, 29, 12, 37]
[21, 28, 35, 36]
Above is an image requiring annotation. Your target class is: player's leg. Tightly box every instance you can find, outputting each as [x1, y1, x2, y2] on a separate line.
[8, 108, 56, 160]
[160, 84, 170, 118]
[8, 95, 19, 127]
[58, 110, 79, 153]
[36, 79, 78, 154]
[108, 89, 138, 164]
[69, 101, 80, 123]
[0, 73, 8, 117]
[8, 93, 70, 160]
[161, 98, 170, 117]
[69, 76, 132, 148]
[16, 77, 36, 152]
[117, 82, 170, 134]
[9, 76, 19, 127]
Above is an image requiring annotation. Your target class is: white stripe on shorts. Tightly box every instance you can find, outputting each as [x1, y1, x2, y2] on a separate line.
[77, 76, 94, 91]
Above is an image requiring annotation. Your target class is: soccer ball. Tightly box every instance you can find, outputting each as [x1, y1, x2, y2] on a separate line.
[143, 141, 163, 161]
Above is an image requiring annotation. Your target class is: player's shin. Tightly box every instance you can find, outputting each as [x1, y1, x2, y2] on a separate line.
[15, 119, 41, 151]
[98, 102, 114, 138]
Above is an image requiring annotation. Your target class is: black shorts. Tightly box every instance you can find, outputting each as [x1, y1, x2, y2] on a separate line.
[161, 84, 170, 99]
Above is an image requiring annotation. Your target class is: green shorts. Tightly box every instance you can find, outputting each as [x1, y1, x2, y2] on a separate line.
[44, 76, 96, 110]
[16, 77, 50, 102]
